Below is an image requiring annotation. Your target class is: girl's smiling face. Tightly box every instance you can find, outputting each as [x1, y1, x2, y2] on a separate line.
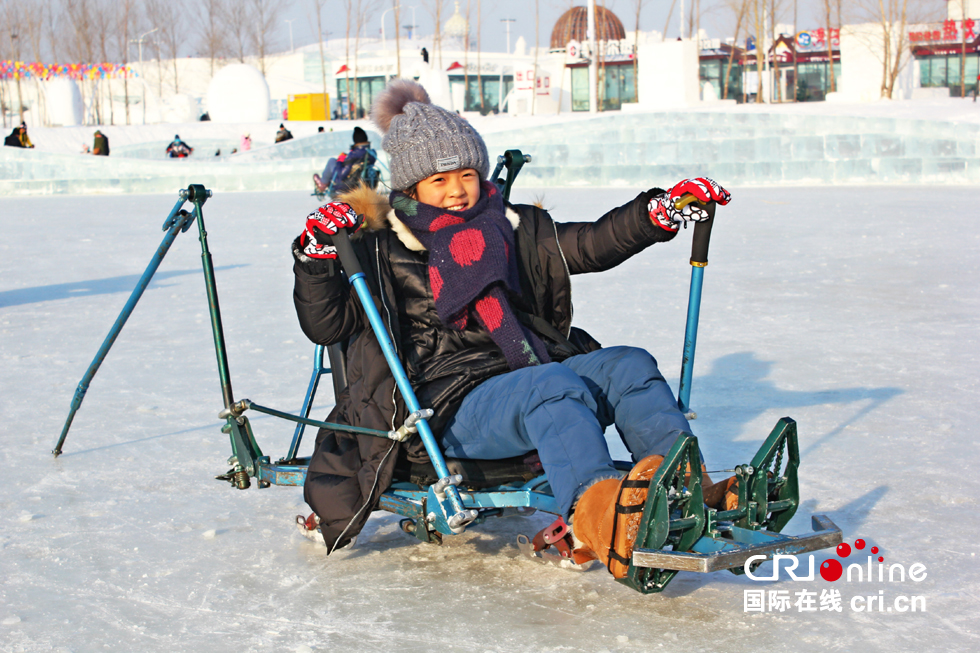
[413, 168, 481, 211]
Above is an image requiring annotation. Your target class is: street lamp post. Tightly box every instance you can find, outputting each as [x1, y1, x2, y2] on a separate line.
[404, 5, 417, 40]
[501, 18, 514, 54]
[284, 19, 295, 53]
[131, 27, 158, 125]
[380, 5, 400, 52]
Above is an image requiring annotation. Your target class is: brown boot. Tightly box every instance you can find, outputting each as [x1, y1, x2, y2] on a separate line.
[570, 455, 664, 578]
[702, 476, 739, 510]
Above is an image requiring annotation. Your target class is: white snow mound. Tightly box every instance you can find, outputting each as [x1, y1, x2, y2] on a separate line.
[206, 64, 271, 123]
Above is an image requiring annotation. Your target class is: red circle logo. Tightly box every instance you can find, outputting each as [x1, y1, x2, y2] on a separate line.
[820, 559, 843, 582]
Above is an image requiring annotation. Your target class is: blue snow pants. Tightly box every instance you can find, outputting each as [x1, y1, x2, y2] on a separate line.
[440, 346, 692, 519]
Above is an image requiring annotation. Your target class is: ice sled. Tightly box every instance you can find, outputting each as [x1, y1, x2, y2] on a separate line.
[54, 153, 841, 595]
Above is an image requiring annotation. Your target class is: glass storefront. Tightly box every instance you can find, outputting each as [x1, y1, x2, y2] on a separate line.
[699, 58, 744, 101]
[335, 76, 385, 119]
[599, 63, 637, 110]
[569, 63, 636, 111]
[448, 75, 514, 113]
[919, 53, 979, 96]
[794, 61, 842, 102]
[570, 67, 590, 111]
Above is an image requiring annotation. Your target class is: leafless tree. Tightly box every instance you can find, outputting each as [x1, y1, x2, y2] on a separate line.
[769, 0, 785, 102]
[823, 0, 836, 93]
[464, 0, 471, 111]
[959, 0, 967, 96]
[114, 0, 136, 124]
[662, 0, 678, 40]
[249, 0, 287, 76]
[2, 0, 29, 124]
[475, 0, 482, 111]
[147, 0, 185, 94]
[854, 0, 936, 98]
[44, 0, 63, 62]
[631, 0, 646, 96]
[200, 0, 228, 77]
[748, 0, 766, 102]
[93, 0, 116, 123]
[423, 0, 446, 69]
[532, 0, 539, 114]
[226, 0, 251, 62]
[394, 1, 402, 77]
[723, 0, 748, 100]
[63, 0, 100, 121]
[21, 0, 49, 124]
[310, 0, 330, 117]
[341, 0, 355, 118]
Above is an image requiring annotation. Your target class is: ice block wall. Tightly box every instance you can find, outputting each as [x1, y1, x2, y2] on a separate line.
[1, 113, 977, 196]
[0, 130, 388, 196]
[483, 112, 980, 187]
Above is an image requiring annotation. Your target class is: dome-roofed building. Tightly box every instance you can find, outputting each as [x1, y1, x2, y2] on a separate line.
[550, 6, 626, 49]
[443, 2, 470, 47]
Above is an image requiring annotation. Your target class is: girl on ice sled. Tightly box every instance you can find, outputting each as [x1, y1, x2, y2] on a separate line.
[291, 80, 734, 578]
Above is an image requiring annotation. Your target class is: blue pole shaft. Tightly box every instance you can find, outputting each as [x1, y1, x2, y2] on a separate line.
[345, 271, 466, 514]
[53, 195, 190, 456]
[677, 265, 704, 414]
[285, 344, 327, 462]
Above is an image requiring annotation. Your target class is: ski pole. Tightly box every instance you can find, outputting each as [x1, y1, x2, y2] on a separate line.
[53, 191, 197, 457]
[331, 228, 478, 532]
[677, 197, 717, 418]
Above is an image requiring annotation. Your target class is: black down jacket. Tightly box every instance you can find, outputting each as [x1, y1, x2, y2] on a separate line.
[293, 185, 675, 551]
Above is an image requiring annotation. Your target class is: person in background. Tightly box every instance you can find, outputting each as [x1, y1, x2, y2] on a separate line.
[275, 123, 294, 143]
[4, 123, 33, 148]
[92, 130, 110, 156]
[318, 126, 325, 133]
[18, 122, 34, 148]
[241, 133, 252, 151]
[166, 134, 193, 158]
[313, 126, 375, 194]
[5, 126, 25, 147]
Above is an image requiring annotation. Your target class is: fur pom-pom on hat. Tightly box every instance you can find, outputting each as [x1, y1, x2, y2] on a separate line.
[370, 79, 489, 191]
[370, 79, 431, 134]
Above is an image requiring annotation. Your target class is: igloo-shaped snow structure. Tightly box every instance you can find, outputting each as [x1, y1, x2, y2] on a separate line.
[206, 64, 271, 123]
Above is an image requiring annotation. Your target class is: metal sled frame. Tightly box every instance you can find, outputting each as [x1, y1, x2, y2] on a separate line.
[55, 155, 841, 595]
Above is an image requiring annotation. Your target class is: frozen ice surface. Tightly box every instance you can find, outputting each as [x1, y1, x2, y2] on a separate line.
[1, 185, 978, 651]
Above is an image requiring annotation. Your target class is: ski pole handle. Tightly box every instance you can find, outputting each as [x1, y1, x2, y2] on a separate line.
[331, 227, 363, 277]
[673, 194, 717, 266]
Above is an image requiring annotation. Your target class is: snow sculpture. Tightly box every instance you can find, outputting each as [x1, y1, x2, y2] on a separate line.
[206, 64, 271, 123]
[44, 78, 84, 126]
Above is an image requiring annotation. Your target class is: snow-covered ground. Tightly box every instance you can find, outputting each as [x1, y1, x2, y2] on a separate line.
[1, 183, 977, 651]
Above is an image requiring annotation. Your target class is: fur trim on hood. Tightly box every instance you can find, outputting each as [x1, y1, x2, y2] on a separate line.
[335, 183, 520, 253]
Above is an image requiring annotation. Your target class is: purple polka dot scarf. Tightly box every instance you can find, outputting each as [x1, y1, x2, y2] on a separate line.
[390, 180, 550, 370]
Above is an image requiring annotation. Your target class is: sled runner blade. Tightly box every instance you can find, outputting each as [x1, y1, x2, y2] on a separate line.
[631, 515, 842, 573]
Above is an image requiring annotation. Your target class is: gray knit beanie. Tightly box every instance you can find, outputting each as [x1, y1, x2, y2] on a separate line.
[370, 80, 489, 191]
